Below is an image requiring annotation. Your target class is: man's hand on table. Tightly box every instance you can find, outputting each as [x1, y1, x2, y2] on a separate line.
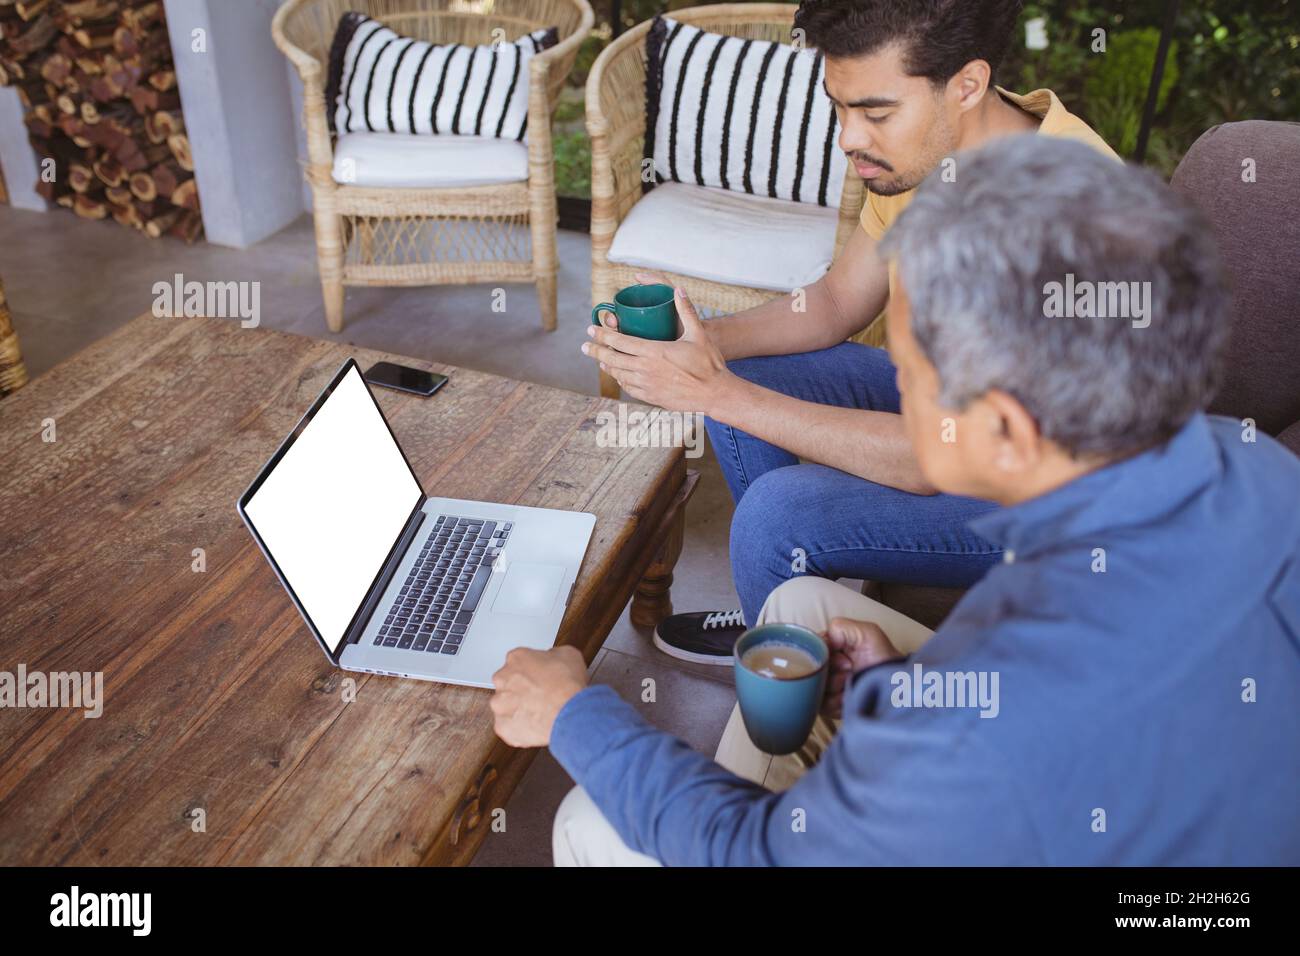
[490, 645, 589, 748]
[582, 271, 736, 415]
[821, 618, 904, 719]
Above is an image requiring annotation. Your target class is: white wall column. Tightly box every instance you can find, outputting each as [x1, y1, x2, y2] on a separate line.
[165, 0, 305, 248]
[0, 86, 47, 213]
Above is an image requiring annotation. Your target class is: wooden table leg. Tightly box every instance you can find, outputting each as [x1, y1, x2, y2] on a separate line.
[630, 470, 698, 628]
[0, 277, 29, 398]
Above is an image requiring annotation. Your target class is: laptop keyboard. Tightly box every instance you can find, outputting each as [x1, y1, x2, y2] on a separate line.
[373, 515, 511, 655]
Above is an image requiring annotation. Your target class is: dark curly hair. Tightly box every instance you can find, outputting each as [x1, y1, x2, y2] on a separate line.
[793, 0, 1023, 85]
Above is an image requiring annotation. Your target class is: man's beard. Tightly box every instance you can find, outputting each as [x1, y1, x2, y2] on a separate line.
[864, 173, 921, 197]
[849, 153, 921, 197]
[858, 114, 956, 197]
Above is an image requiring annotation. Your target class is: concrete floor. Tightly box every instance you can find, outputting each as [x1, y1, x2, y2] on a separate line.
[0, 203, 741, 867]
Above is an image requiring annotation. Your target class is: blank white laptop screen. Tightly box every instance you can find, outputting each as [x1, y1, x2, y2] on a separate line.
[244, 366, 422, 652]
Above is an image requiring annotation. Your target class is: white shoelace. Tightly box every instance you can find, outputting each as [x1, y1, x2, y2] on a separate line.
[702, 609, 745, 630]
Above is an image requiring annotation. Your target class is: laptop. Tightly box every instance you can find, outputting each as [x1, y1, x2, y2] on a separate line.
[237, 359, 596, 688]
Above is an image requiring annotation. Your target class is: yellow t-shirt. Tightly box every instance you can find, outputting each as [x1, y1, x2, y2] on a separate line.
[853, 88, 1119, 346]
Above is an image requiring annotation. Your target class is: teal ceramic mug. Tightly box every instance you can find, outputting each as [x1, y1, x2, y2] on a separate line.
[591, 283, 679, 340]
[733, 623, 829, 755]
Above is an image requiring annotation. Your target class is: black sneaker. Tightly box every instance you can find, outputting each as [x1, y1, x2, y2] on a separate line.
[652, 609, 746, 666]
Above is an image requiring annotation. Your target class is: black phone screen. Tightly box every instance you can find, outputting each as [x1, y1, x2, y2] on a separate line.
[363, 362, 448, 397]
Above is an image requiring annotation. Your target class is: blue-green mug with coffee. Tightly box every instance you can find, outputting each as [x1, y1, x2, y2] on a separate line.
[591, 283, 679, 340]
[733, 623, 829, 755]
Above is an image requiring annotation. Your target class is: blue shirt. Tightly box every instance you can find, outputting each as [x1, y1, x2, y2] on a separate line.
[549, 414, 1300, 865]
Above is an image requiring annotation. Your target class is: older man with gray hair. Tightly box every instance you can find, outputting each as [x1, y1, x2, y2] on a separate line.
[490, 136, 1300, 865]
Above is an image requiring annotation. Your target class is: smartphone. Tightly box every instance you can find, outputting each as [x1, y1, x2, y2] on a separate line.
[363, 361, 448, 397]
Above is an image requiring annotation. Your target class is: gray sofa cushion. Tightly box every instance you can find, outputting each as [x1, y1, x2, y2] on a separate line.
[1170, 121, 1300, 438]
[1276, 421, 1300, 458]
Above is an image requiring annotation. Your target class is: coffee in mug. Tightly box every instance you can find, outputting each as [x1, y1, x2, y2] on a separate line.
[732, 623, 829, 755]
[740, 642, 821, 680]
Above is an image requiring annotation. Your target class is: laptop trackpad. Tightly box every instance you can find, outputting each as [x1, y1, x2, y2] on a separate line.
[491, 562, 565, 617]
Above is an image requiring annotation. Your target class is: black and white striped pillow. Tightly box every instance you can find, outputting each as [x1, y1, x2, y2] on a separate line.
[325, 13, 558, 141]
[645, 16, 846, 207]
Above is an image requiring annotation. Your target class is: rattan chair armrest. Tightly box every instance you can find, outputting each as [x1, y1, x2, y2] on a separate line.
[833, 166, 865, 256]
[586, 21, 653, 233]
[271, 0, 336, 174]
[271, 0, 323, 82]
[531, 2, 595, 71]
[528, 1, 594, 116]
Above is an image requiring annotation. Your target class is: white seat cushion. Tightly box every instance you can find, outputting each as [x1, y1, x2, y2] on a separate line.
[606, 182, 841, 292]
[331, 132, 529, 188]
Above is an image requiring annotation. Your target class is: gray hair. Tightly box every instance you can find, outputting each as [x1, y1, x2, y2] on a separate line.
[878, 135, 1229, 457]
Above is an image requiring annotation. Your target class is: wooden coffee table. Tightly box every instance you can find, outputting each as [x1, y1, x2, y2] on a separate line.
[0, 314, 698, 865]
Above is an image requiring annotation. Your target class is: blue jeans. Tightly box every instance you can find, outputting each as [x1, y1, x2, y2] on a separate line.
[704, 343, 1003, 625]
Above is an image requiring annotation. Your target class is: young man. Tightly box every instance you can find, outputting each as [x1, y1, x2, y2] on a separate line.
[500, 137, 1300, 865]
[581, 0, 1119, 663]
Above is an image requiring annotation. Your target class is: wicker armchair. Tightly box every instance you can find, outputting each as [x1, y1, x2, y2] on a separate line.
[586, 3, 864, 397]
[0, 277, 28, 398]
[272, 0, 594, 333]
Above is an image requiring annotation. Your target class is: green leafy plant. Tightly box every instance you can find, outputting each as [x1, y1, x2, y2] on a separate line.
[1008, 1, 1297, 175]
[1085, 28, 1179, 157]
[553, 127, 592, 198]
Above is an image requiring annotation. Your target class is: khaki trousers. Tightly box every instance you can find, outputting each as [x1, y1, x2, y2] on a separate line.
[552, 576, 935, 866]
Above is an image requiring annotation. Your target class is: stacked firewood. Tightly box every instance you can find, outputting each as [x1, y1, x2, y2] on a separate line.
[0, 0, 202, 242]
